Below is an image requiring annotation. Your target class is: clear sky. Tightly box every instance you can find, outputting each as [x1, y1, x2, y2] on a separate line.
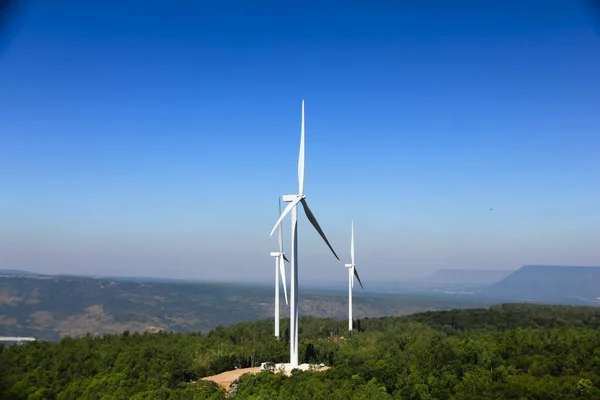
[1, 1, 599, 285]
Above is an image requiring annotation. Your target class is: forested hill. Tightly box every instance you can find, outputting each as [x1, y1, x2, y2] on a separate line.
[2, 303, 600, 399]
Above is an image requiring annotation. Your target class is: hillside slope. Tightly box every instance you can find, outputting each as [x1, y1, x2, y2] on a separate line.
[426, 269, 513, 285]
[486, 265, 600, 303]
[0, 274, 485, 341]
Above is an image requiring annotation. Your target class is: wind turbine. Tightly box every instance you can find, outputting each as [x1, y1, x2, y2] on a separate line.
[344, 221, 363, 332]
[270, 100, 339, 367]
[270, 198, 289, 338]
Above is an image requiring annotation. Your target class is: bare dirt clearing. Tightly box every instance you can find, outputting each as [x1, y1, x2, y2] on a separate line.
[200, 367, 261, 391]
[201, 364, 330, 391]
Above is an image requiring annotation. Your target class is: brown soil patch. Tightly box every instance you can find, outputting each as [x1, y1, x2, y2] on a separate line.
[200, 365, 330, 392]
[201, 366, 261, 391]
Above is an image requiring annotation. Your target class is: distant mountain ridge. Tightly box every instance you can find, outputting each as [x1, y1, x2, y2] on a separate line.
[486, 265, 600, 304]
[0, 269, 192, 283]
[426, 269, 514, 285]
[0, 269, 35, 276]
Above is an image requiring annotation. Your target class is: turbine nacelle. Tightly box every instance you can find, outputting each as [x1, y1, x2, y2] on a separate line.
[271, 251, 290, 263]
[270, 193, 339, 260]
[346, 221, 364, 289]
[345, 264, 355, 289]
[282, 194, 304, 202]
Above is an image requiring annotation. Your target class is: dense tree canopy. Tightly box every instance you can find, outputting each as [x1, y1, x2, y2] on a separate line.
[2, 303, 600, 399]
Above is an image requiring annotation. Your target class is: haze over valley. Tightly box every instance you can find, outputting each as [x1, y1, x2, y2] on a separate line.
[3, 264, 600, 343]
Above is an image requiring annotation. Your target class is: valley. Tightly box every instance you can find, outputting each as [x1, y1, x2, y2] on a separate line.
[0, 272, 487, 341]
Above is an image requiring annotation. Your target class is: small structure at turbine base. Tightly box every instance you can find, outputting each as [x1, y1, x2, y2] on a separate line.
[261, 362, 328, 374]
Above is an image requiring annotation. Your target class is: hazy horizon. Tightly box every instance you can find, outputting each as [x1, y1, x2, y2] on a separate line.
[2, 1, 599, 284]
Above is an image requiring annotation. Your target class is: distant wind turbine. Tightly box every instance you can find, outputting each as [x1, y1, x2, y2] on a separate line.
[270, 100, 339, 367]
[344, 221, 363, 332]
[270, 198, 289, 339]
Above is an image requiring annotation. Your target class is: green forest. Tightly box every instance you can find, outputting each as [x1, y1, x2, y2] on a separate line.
[2, 303, 600, 399]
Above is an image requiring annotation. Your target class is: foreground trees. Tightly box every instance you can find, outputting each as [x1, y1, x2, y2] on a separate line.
[2, 303, 600, 399]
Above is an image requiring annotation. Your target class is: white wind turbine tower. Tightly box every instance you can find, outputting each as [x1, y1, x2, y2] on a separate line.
[344, 221, 364, 332]
[270, 198, 289, 338]
[270, 100, 339, 367]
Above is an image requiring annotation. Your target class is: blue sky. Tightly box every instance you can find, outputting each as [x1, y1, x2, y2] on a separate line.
[1, 1, 599, 284]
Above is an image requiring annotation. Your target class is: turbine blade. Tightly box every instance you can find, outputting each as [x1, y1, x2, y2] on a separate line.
[278, 198, 283, 252]
[283, 254, 290, 263]
[279, 256, 288, 305]
[270, 196, 302, 236]
[350, 220, 355, 265]
[353, 266, 364, 289]
[298, 100, 305, 195]
[300, 198, 339, 260]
